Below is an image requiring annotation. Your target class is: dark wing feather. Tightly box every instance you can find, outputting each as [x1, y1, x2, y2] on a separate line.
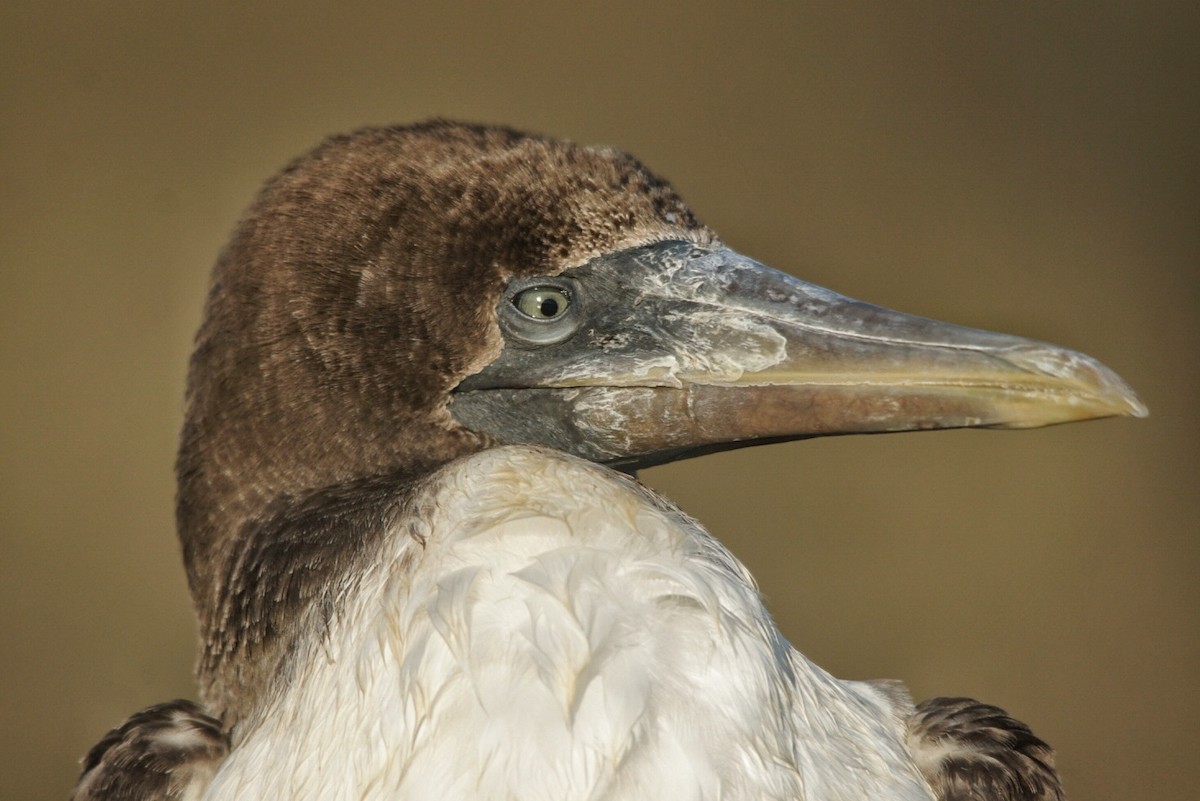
[71, 700, 227, 801]
[908, 696, 1066, 801]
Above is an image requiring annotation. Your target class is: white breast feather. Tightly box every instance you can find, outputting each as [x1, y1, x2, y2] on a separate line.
[202, 446, 935, 801]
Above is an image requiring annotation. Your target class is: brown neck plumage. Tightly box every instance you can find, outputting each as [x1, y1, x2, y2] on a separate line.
[174, 121, 711, 718]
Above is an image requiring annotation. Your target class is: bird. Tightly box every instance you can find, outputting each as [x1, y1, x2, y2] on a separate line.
[72, 120, 1145, 801]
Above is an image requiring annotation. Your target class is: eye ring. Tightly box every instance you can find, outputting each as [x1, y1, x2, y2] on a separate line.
[499, 277, 583, 345]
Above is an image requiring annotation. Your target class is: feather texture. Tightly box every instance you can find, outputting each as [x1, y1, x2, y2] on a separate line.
[71, 700, 227, 801]
[202, 446, 933, 801]
[908, 697, 1065, 801]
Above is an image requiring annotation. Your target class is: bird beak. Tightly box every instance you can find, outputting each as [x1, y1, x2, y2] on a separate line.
[450, 242, 1146, 470]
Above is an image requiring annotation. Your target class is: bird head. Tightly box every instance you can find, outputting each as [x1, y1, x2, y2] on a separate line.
[179, 119, 1144, 639]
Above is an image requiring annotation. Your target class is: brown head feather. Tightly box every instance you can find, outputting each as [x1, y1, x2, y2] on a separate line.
[177, 120, 713, 716]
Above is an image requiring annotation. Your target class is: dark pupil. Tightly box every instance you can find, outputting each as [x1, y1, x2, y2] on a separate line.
[539, 297, 560, 317]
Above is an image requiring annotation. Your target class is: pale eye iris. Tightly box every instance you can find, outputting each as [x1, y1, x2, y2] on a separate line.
[514, 287, 570, 320]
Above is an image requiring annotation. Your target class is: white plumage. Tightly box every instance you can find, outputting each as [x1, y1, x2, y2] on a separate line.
[205, 447, 932, 801]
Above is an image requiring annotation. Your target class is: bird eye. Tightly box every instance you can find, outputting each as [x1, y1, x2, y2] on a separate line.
[513, 286, 570, 320]
[499, 277, 582, 345]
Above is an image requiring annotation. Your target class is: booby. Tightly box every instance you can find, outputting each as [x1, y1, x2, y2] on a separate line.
[73, 121, 1144, 801]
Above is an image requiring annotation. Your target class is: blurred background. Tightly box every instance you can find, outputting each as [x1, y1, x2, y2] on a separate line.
[2, 2, 1196, 799]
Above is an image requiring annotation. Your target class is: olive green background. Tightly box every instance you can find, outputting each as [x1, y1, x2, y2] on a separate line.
[2, 3, 1196, 799]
